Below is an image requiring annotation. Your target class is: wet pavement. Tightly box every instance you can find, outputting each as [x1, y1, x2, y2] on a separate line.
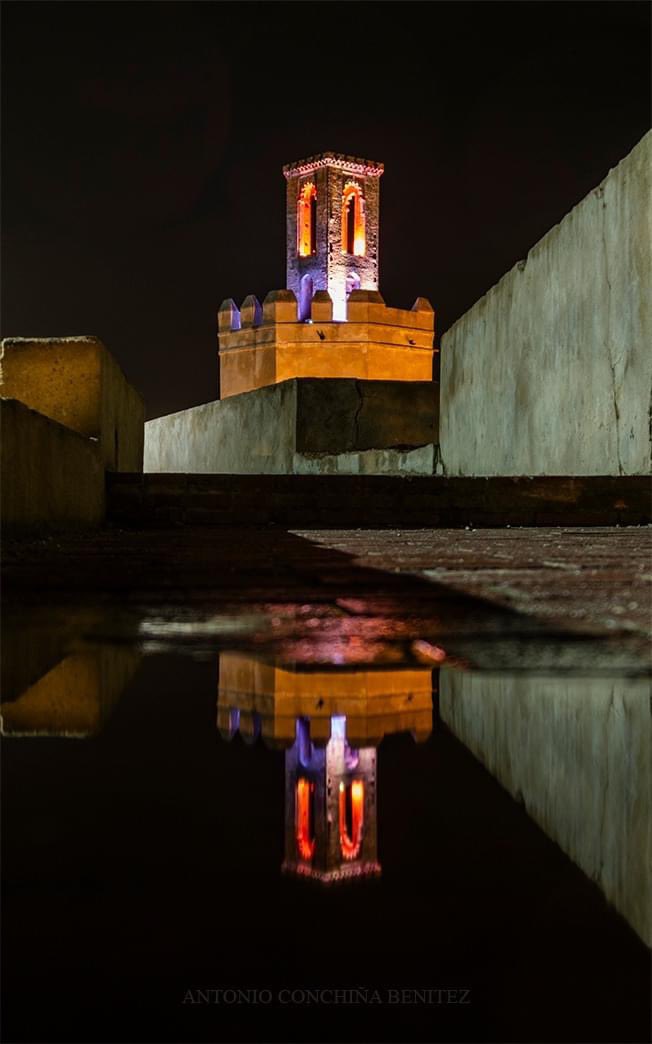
[1, 525, 650, 1042]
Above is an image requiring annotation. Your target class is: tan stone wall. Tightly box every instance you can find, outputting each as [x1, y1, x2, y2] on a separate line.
[1, 399, 105, 530]
[440, 131, 652, 475]
[0, 336, 144, 471]
[100, 348, 145, 471]
[0, 337, 102, 438]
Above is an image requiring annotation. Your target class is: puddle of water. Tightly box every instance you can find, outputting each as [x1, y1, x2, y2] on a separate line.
[1, 607, 650, 1043]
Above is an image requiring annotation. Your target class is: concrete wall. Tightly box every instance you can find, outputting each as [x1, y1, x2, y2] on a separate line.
[0, 336, 144, 471]
[144, 378, 438, 475]
[144, 381, 298, 474]
[293, 445, 434, 475]
[439, 669, 651, 946]
[1, 399, 105, 530]
[440, 131, 652, 475]
[100, 348, 145, 471]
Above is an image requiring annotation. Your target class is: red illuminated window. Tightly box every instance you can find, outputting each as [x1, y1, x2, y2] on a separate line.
[297, 182, 317, 257]
[295, 778, 316, 861]
[339, 780, 364, 860]
[342, 183, 365, 257]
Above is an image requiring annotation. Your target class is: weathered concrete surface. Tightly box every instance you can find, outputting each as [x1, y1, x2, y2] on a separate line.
[439, 670, 652, 946]
[0, 336, 144, 471]
[144, 378, 438, 474]
[440, 131, 652, 476]
[1, 399, 105, 531]
[296, 379, 438, 454]
[144, 381, 297, 474]
[293, 445, 434, 475]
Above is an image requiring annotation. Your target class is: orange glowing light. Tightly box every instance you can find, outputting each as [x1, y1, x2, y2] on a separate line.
[339, 779, 364, 860]
[295, 778, 315, 861]
[342, 183, 365, 257]
[297, 182, 317, 257]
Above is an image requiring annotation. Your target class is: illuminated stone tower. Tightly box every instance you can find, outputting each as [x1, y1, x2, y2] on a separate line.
[283, 153, 383, 321]
[217, 153, 435, 399]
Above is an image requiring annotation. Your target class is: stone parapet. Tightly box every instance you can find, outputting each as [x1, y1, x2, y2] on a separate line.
[1, 399, 105, 531]
[0, 336, 144, 471]
[218, 289, 435, 398]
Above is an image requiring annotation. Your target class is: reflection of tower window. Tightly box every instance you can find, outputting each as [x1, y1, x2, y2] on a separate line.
[339, 780, 364, 860]
[342, 183, 365, 257]
[295, 778, 316, 861]
[297, 182, 317, 257]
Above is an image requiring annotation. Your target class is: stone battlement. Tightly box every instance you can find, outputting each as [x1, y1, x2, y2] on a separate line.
[218, 289, 435, 398]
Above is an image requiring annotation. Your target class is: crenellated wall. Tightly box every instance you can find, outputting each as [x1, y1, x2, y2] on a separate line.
[218, 289, 435, 399]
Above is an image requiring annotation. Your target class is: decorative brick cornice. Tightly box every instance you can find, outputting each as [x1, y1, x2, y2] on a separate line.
[283, 152, 384, 179]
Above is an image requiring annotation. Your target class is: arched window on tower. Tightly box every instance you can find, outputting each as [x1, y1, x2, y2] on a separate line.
[295, 778, 316, 862]
[342, 183, 365, 256]
[297, 182, 317, 257]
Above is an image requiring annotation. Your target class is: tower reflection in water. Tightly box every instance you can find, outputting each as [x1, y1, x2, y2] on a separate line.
[216, 652, 434, 883]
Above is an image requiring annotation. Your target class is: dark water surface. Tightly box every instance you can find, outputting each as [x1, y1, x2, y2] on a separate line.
[2, 608, 650, 1043]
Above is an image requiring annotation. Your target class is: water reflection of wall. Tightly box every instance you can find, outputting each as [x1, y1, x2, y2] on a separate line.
[439, 669, 651, 946]
[1, 645, 141, 737]
[217, 653, 434, 883]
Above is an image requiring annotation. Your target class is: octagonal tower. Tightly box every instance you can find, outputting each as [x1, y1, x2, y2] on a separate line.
[217, 153, 435, 400]
[284, 152, 384, 321]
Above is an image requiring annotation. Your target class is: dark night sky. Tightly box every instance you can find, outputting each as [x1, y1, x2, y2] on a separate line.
[2, 1, 650, 418]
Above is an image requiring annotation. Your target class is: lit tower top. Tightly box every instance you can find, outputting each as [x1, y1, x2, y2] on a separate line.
[283, 152, 384, 321]
[217, 152, 434, 400]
